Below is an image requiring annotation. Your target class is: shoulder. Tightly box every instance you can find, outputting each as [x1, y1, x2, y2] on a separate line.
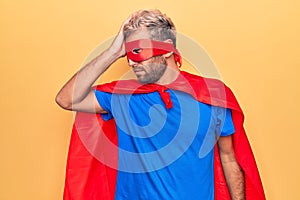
[180, 70, 226, 87]
[179, 71, 241, 111]
[94, 79, 143, 93]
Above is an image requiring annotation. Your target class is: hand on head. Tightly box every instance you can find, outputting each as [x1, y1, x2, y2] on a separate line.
[108, 14, 135, 58]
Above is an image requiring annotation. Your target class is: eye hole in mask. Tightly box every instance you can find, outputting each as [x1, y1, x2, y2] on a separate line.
[132, 48, 142, 54]
[125, 39, 182, 67]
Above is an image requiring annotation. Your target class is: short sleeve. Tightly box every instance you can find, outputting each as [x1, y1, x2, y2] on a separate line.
[94, 90, 113, 120]
[220, 108, 235, 136]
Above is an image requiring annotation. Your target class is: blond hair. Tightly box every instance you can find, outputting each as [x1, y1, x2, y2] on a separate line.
[123, 9, 177, 47]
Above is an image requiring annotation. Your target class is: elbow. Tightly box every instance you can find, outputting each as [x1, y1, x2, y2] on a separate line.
[55, 94, 72, 110]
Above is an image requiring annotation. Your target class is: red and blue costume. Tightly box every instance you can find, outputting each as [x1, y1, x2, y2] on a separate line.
[63, 39, 265, 199]
[63, 71, 266, 200]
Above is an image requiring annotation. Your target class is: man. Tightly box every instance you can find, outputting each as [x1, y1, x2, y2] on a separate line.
[56, 9, 265, 200]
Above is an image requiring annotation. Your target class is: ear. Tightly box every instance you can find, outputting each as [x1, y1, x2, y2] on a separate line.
[164, 39, 173, 44]
[163, 52, 174, 58]
[163, 39, 174, 58]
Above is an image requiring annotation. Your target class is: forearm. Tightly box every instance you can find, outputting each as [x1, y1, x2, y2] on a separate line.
[56, 49, 119, 109]
[221, 156, 245, 200]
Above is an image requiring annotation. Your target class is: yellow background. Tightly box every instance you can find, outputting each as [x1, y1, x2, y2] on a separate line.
[1, 0, 299, 199]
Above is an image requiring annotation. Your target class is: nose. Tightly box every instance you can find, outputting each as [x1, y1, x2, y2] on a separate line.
[128, 59, 138, 67]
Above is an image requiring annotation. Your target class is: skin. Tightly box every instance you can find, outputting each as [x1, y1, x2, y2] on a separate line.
[129, 56, 167, 84]
[55, 18, 178, 113]
[56, 14, 245, 200]
[125, 27, 179, 85]
[218, 136, 245, 200]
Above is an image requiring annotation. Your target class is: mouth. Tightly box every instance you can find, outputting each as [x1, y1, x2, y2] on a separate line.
[133, 67, 145, 73]
[133, 69, 146, 78]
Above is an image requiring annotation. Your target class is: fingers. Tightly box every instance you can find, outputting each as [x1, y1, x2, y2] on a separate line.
[108, 13, 135, 58]
[119, 14, 133, 33]
[123, 14, 132, 26]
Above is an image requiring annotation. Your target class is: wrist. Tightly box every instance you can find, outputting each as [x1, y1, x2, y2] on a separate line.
[101, 49, 121, 64]
[107, 47, 125, 60]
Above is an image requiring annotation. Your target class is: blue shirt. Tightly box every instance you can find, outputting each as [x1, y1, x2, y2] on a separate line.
[94, 89, 235, 200]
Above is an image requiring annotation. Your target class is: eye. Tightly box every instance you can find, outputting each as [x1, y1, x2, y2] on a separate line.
[132, 48, 142, 54]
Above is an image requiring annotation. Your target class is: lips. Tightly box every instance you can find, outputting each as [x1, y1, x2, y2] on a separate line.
[133, 68, 146, 77]
[133, 67, 145, 73]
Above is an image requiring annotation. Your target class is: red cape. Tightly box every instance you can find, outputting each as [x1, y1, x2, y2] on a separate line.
[63, 71, 266, 200]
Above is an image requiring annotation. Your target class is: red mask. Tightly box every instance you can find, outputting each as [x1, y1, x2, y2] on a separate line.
[125, 39, 182, 67]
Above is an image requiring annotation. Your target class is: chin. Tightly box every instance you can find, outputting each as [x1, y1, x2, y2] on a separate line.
[137, 77, 152, 84]
[137, 79, 150, 84]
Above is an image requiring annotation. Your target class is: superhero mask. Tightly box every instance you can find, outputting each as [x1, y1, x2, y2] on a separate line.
[125, 39, 182, 67]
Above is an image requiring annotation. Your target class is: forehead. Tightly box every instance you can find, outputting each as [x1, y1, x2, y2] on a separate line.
[125, 28, 151, 43]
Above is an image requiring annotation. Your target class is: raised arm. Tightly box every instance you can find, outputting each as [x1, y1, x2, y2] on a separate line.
[55, 17, 131, 113]
[218, 135, 245, 200]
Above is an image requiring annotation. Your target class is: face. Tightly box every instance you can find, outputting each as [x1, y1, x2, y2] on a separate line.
[130, 56, 167, 84]
[125, 29, 168, 84]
